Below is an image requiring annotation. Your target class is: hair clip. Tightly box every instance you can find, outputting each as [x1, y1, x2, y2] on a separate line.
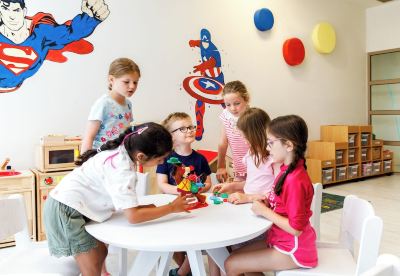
[136, 126, 148, 135]
[97, 148, 102, 153]
[122, 126, 149, 145]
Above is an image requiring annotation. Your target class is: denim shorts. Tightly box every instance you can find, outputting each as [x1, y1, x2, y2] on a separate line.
[44, 196, 98, 257]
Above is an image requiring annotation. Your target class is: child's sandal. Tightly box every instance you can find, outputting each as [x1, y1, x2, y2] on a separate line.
[168, 268, 192, 276]
[169, 268, 179, 276]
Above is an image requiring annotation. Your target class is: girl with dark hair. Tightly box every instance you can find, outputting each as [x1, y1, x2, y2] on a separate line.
[224, 115, 318, 275]
[44, 122, 193, 275]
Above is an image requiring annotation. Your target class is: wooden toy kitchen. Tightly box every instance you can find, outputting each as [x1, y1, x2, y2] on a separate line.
[0, 135, 81, 247]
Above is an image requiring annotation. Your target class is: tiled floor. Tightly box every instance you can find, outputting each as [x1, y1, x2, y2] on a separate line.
[320, 173, 400, 256]
[1, 174, 399, 275]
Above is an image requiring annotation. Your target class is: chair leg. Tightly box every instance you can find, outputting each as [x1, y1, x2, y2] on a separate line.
[206, 247, 230, 274]
[128, 251, 162, 276]
[186, 250, 207, 276]
[118, 248, 128, 276]
[156, 252, 173, 276]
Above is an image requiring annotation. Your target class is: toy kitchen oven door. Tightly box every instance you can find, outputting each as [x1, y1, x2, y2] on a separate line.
[33, 135, 81, 241]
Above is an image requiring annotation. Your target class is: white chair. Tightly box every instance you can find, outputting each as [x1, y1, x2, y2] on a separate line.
[136, 171, 150, 196]
[361, 254, 400, 276]
[310, 183, 322, 240]
[210, 172, 219, 186]
[0, 194, 79, 275]
[277, 195, 383, 276]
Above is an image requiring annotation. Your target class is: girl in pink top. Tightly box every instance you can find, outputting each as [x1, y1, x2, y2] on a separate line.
[214, 108, 279, 203]
[225, 115, 318, 275]
[217, 81, 250, 183]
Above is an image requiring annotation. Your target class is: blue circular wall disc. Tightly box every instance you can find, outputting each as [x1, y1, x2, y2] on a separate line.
[254, 8, 274, 31]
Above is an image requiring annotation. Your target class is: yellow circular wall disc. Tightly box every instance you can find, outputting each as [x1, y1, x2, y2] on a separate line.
[312, 22, 336, 54]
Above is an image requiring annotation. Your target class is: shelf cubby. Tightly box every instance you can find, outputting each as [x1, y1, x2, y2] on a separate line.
[307, 125, 393, 186]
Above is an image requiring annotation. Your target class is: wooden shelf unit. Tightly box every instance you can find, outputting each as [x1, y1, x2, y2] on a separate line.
[307, 125, 394, 185]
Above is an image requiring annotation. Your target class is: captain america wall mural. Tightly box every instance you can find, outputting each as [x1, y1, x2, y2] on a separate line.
[0, 0, 109, 93]
[183, 28, 225, 141]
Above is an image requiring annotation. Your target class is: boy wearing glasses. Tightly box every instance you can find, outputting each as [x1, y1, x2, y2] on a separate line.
[157, 112, 212, 194]
[156, 112, 212, 276]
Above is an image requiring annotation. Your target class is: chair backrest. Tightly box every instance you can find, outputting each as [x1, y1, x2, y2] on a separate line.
[0, 194, 31, 248]
[361, 254, 400, 276]
[210, 172, 219, 186]
[340, 195, 383, 275]
[136, 172, 150, 196]
[309, 183, 322, 239]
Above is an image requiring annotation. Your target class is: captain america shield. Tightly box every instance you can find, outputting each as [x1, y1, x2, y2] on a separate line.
[182, 76, 224, 104]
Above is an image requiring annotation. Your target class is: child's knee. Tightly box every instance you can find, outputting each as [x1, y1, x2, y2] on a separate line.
[224, 256, 235, 274]
[97, 242, 108, 261]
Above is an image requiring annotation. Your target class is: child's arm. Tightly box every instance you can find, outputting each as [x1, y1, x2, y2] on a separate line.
[212, 180, 245, 193]
[123, 194, 193, 224]
[201, 175, 212, 192]
[216, 127, 229, 182]
[228, 192, 266, 204]
[251, 200, 302, 236]
[157, 173, 179, 195]
[81, 120, 101, 153]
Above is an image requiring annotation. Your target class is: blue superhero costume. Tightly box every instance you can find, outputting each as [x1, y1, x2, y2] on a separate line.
[196, 29, 224, 84]
[187, 28, 225, 140]
[0, 12, 100, 92]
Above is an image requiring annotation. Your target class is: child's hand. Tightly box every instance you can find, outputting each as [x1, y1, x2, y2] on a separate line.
[216, 168, 228, 183]
[212, 183, 231, 193]
[212, 183, 223, 193]
[170, 194, 195, 213]
[251, 199, 269, 217]
[228, 192, 247, 204]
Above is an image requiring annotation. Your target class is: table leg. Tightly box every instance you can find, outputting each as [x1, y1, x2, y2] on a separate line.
[118, 248, 128, 276]
[128, 251, 162, 276]
[186, 250, 206, 276]
[206, 247, 229, 274]
[156, 252, 173, 276]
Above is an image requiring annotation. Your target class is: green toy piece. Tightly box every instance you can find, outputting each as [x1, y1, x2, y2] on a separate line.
[167, 157, 181, 164]
[220, 193, 228, 198]
[212, 199, 223, 204]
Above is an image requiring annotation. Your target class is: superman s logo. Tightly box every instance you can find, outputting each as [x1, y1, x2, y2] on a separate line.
[0, 43, 38, 75]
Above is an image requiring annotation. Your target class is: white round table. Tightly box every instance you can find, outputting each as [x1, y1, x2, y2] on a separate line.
[86, 194, 272, 276]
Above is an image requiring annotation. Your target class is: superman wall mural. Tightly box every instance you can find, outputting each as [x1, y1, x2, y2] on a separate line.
[0, 0, 109, 93]
[183, 28, 225, 141]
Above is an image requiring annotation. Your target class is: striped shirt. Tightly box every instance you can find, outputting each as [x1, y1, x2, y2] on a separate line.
[219, 109, 249, 179]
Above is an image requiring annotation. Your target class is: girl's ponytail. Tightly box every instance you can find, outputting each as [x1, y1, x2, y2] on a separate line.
[75, 127, 133, 166]
[274, 153, 301, 196]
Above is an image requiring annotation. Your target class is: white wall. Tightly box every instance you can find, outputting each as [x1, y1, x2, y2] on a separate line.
[366, 1, 400, 53]
[0, 0, 368, 169]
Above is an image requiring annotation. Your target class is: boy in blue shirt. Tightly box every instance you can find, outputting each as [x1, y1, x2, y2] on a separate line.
[156, 112, 212, 276]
